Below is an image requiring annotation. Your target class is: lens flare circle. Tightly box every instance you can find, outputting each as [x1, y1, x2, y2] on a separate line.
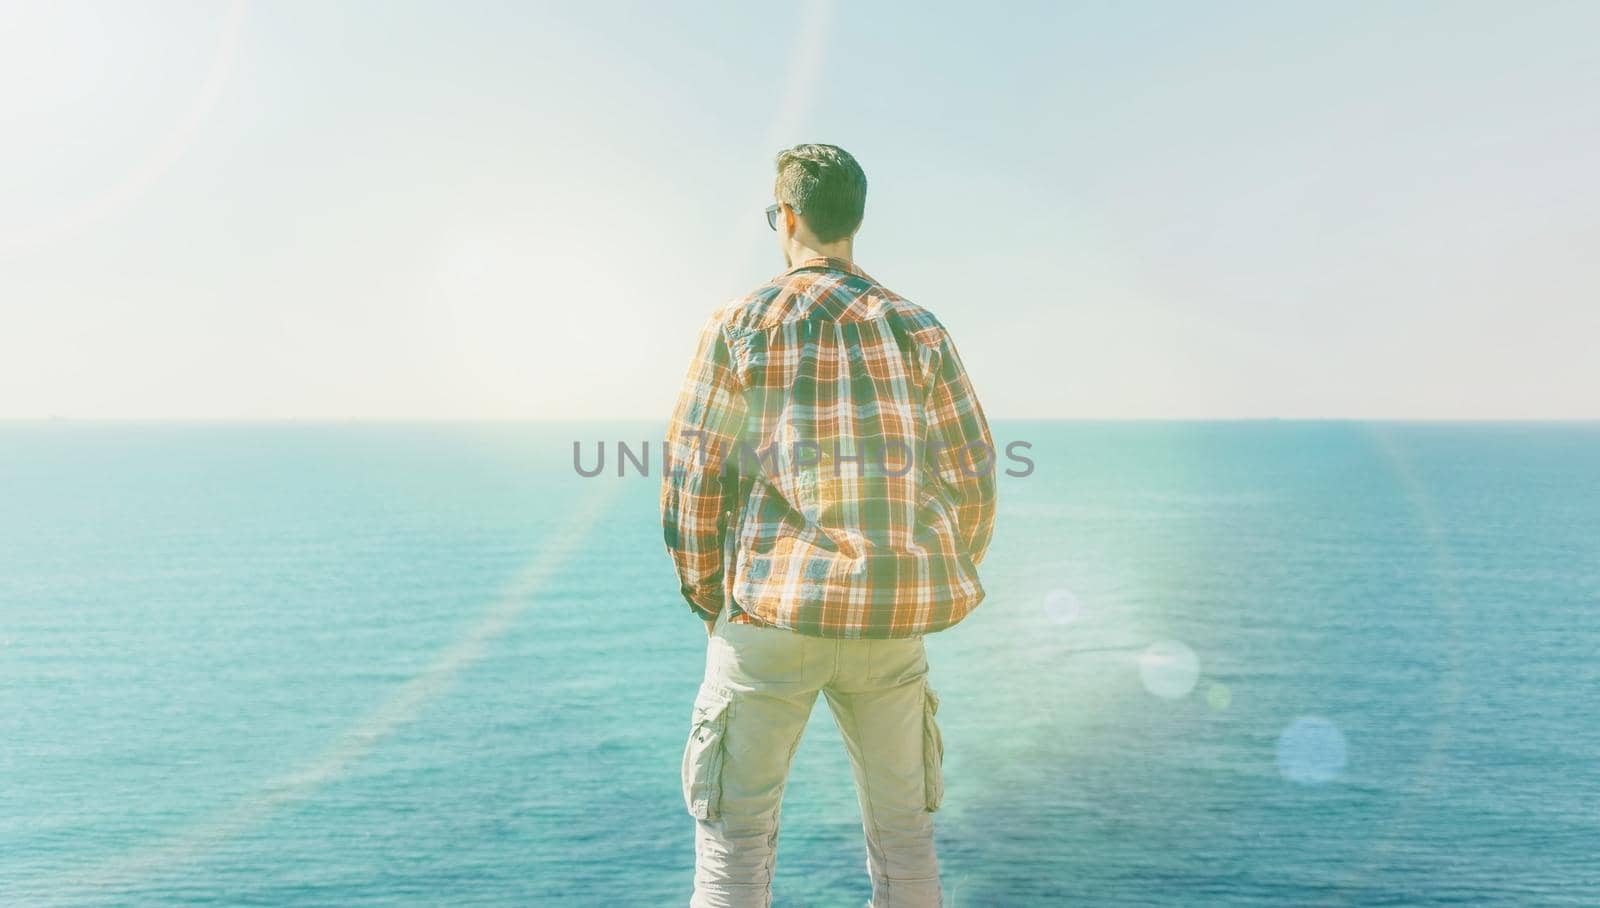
[1138, 639, 1200, 699]
[1277, 715, 1348, 784]
[1042, 587, 1083, 625]
[1206, 681, 1232, 710]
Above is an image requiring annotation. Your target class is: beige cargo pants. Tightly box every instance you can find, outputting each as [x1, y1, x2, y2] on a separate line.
[682, 603, 946, 907]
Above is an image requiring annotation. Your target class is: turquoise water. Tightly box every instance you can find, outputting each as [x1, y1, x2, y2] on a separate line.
[2, 422, 1597, 906]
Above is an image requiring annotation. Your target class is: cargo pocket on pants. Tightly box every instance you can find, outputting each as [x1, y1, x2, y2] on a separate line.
[682, 685, 733, 821]
[921, 678, 945, 812]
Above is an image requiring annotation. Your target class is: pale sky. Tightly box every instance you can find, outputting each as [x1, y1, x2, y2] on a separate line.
[3, 0, 1596, 420]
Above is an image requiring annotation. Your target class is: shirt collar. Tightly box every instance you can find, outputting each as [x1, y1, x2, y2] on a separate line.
[781, 256, 877, 285]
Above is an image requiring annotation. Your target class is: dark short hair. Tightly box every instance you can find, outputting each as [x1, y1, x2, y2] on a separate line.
[774, 144, 867, 243]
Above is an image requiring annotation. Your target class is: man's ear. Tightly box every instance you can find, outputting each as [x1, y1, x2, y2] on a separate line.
[784, 204, 798, 233]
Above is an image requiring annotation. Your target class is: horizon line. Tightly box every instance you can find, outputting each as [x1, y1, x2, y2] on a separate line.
[3, 416, 1596, 425]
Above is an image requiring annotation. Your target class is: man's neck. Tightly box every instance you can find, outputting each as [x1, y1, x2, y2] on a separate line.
[787, 238, 854, 267]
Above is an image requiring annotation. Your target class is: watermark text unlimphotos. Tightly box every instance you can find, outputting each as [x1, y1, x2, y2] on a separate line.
[572, 434, 1035, 478]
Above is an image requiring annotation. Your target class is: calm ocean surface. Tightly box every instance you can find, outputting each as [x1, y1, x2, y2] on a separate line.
[1, 421, 1596, 906]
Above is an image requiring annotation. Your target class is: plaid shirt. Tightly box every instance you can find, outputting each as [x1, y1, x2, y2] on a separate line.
[661, 257, 997, 639]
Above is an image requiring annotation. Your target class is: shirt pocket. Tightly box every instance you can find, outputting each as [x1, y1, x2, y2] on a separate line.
[921, 678, 945, 812]
[681, 684, 734, 820]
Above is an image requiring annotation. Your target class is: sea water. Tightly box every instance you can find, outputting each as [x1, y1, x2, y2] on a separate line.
[2, 421, 1596, 906]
